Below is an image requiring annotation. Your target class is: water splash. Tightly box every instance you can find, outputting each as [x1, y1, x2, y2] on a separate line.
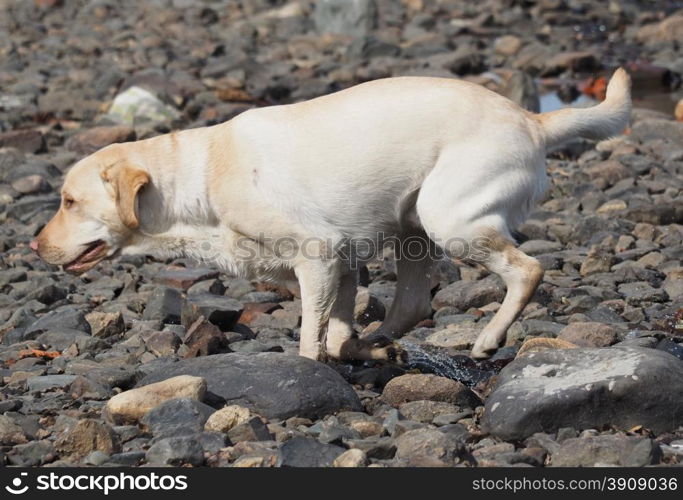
[398, 340, 493, 387]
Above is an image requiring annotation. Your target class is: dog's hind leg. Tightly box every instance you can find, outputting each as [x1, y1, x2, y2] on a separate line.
[469, 229, 543, 359]
[416, 144, 545, 359]
[419, 224, 542, 359]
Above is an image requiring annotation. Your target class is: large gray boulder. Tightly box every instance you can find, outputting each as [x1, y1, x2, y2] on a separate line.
[482, 347, 683, 440]
[137, 353, 361, 420]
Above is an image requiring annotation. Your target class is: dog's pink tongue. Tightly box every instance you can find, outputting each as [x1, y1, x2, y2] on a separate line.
[65, 260, 86, 272]
[65, 242, 105, 271]
[81, 242, 104, 261]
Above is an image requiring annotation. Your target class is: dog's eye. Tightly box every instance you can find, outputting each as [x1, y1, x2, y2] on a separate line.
[63, 196, 75, 209]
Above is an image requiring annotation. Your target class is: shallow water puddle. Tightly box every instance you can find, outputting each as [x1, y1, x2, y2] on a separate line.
[539, 91, 595, 113]
[398, 340, 504, 387]
[539, 66, 680, 117]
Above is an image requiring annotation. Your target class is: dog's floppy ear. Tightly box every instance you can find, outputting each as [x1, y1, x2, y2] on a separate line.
[101, 162, 150, 229]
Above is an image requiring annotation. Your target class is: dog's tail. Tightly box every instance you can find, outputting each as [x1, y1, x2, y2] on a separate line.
[536, 68, 631, 149]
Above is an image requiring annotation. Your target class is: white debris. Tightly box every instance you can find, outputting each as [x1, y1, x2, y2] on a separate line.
[107, 86, 179, 126]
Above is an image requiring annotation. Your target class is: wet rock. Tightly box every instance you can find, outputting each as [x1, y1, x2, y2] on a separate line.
[55, 419, 119, 459]
[138, 352, 361, 419]
[277, 436, 345, 467]
[145, 436, 204, 466]
[104, 375, 206, 425]
[557, 322, 618, 347]
[656, 339, 683, 361]
[381, 374, 481, 408]
[394, 428, 465, 466]
[483, 347, 683, 440]
[551, 435, 661, 466]
[65, 126, 136, 155]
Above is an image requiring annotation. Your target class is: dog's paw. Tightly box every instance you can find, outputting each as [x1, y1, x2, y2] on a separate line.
[372, 341, 407, 365]
[385, 342, 407, 365]
[470, 337, 501, 360]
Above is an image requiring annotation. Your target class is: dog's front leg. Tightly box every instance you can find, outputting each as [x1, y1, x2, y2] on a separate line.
[294, 258, 341, 361]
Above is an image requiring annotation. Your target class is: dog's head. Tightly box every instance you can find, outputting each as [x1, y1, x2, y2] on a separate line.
[32, 146, 150, 273]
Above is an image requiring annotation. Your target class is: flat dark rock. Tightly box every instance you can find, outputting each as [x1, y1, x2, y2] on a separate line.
[137, 352, 362, 419]
[482, 347, 683, 440]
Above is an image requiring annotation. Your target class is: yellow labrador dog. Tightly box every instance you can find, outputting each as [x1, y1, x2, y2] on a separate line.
[32, 69, 631, 362]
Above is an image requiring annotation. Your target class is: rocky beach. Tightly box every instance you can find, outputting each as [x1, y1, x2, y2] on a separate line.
[0, 0, 682, 468]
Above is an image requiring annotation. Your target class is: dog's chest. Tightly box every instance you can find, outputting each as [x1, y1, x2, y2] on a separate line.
[128, 225, 294, 282]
